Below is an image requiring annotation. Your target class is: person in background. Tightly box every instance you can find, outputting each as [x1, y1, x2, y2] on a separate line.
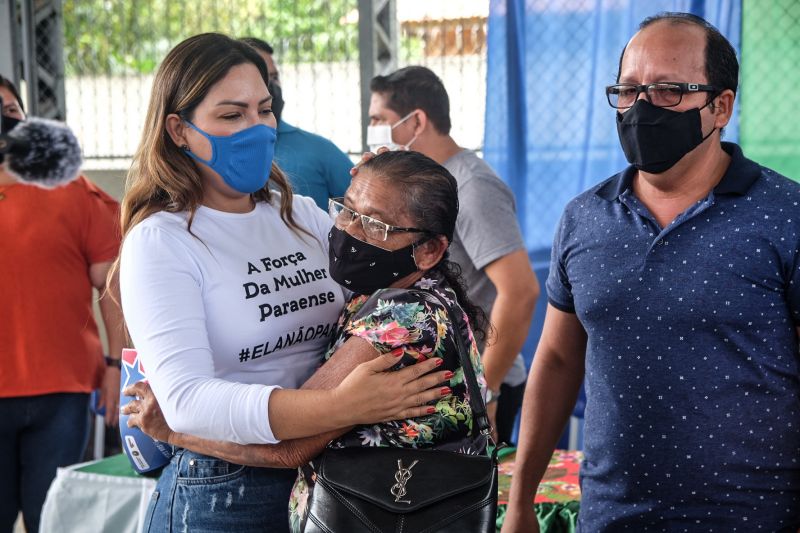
[117, 34, 449, 533]
[368, 66, 540, 444]
[0, 74, 124, 533]
[240, 37, 353, 210]
[503, 12, 800, 532]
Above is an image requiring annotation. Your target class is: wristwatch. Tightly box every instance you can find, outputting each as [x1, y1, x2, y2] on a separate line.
[104, 356, 121, 369]
[485, 388, 501, 405]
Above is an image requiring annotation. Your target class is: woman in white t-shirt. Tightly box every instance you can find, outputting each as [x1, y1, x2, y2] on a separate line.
[116, 33, 449, 533]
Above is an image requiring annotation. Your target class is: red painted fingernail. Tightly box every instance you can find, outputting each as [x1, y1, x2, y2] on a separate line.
[434, 358, 444, 367]
[443, 371, 454, 379]
[440, 387, 451, 396]
[392, 348, 404, 357]
[426, 407, 436, 414]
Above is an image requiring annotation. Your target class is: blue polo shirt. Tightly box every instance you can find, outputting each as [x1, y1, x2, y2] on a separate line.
[274, 120, 353, 210]
[547, 143, 800, 531]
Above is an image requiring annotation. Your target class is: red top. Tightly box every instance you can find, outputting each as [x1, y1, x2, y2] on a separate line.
[0, 176, 120, 397]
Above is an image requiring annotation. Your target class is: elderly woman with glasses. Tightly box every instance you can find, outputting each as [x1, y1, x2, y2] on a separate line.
[125, 150, 490, 532]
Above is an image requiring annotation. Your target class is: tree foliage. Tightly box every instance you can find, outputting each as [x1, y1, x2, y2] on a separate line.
[63, 0, 359, 76]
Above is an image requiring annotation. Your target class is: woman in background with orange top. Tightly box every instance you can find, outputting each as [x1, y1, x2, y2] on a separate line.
[0, 74, 125, 533]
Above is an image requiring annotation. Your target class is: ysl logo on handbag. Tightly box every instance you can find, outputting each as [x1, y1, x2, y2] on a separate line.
[390, 459, 418, 503]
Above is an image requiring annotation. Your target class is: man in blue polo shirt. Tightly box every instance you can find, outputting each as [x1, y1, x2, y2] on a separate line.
[503, 12, 800, 532]
[241, 37, 353, 210]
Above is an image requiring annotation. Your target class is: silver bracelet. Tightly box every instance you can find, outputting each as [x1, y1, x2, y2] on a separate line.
[485, 388, 501, 404]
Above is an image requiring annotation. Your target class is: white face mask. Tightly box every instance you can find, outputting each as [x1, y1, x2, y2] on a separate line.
[366, 111, 418, 152]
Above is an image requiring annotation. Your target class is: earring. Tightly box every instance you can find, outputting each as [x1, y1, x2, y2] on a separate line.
[181, 144, 189, 152]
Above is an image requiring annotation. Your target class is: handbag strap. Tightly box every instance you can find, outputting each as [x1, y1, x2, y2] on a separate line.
[358, 286, 492, 436]
[422, 289, 492, 437]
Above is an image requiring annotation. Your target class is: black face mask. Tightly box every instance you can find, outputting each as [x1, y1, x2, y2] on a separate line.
[268, 81, 284, 124]
[1, 114, 23, 164]
[616, 99, 715, 174]
[1, 114, 21, 135]
[328, 226, 422, 295]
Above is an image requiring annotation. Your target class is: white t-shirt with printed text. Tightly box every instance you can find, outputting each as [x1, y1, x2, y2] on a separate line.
[120, 194, 345, 444]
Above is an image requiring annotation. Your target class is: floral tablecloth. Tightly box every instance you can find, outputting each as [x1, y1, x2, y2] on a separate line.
[496, 448, 582, 532]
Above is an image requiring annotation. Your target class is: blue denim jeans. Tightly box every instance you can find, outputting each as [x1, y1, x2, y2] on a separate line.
[0, 393, 90, 533]
[144, 449, 297, 533]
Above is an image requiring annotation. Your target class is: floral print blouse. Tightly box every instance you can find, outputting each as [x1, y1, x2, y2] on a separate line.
[288, 270, 487, 532]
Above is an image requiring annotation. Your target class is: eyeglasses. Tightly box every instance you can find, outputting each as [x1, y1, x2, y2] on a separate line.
[606, 82, 719, 109]
[328, 198, 429, 241]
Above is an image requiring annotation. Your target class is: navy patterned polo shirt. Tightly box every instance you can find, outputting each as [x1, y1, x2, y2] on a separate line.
[547, 143, 800, 531]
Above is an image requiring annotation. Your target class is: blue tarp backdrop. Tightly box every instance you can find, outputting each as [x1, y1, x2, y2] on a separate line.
[484, 0, 741, 252]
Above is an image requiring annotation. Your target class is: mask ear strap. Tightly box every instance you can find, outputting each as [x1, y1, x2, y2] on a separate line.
[702, 91, 720, 112]
[412, 233, 434, 247]
[182, 120, 214, 165]
[392, 110, 416, 129]
[699, 91, 722, 141]
[403, 133, 419, 151]
[410, 233, 438, 269]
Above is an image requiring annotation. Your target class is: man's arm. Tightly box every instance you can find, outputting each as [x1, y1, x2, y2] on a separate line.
[501, 304, 587, 533]
[481, 249, 539, 392]
[90, 261, 124, 426]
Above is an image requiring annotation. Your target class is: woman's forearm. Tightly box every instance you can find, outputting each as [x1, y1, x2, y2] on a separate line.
[268, 339, 449, 440]
[168, 339, 374, 463]
[169, 428, 348, 469]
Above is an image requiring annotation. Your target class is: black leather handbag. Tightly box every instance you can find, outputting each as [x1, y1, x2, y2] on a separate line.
[303, 289, 498, 533]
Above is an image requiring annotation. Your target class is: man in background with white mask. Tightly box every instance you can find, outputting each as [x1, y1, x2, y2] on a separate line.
[368, 66, 540, 444]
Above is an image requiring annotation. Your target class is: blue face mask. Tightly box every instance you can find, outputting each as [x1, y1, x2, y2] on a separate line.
[184, 121, 277, 194]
